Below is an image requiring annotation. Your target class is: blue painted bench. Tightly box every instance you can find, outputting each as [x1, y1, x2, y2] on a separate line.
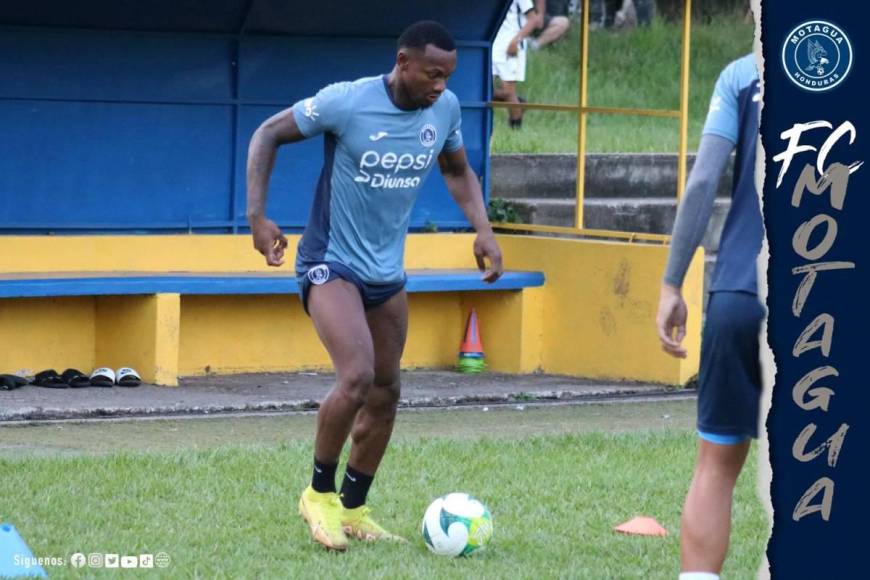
[0, 269, 545, 298]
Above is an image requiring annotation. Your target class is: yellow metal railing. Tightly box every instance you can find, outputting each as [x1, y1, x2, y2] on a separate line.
[489, 0, 692, 243]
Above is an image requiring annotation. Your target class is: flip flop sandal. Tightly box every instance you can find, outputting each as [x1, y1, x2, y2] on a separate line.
[61, 368, 91, 388]
[31, 369, 68, 388]
[0, 374, 28, 390]
[90, 367, 115, 387]
[116, 367, 142, 387]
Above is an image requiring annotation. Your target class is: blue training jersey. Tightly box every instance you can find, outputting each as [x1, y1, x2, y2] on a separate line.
[291, 75, 464, 283]
[702, 53, 762, 294]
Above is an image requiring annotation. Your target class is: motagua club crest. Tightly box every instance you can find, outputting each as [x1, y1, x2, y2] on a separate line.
[782, 20, 852, 92]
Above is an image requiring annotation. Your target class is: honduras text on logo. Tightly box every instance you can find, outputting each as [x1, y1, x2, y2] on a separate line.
[307, 264, 330, 285]
[420, 124, 438, 147]
[782, 20, 852, 92]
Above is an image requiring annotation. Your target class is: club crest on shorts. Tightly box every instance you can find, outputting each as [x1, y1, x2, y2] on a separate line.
[307, 264, 330, 285]
[782, 20, 852, 92]
[420, 124, 437, 147]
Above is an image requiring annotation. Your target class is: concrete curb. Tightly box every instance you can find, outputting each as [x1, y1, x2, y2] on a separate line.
[0, 387, 688, 423]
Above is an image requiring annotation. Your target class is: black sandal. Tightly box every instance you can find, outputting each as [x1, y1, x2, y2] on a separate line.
[0, 374, 28, 390]
[61, 368, 91, 388]
[31, 369, 68, 388]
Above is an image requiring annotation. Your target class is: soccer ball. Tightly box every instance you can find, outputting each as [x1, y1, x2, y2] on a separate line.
[421, 492, 493, 557]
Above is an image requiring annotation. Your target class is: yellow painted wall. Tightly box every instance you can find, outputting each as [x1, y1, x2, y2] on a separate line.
[0, 234, 475, 273]
[402, 294, 464, 369]
[460, 288, 544, 374]
[0, 234, 703, 385]
[0, 296, 96, 376]
[179, 294, 331, 376]
[178, 293, 490, 375]
[495, 236, 703, 385]
[96, 294, 180, 385]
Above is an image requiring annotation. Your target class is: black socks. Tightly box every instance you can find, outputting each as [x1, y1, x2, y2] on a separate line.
[339, 465, 374, 509]
[312, 459, 375, 509]
[311, 458, 338, 493]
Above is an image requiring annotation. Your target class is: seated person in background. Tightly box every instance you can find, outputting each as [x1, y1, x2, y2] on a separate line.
[492, 0, 540, 129]
[530, 0, 571, 49]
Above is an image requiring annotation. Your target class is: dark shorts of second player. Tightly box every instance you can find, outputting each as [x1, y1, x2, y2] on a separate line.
[296, 261, 407, 315]
[697, 290, 766, 445]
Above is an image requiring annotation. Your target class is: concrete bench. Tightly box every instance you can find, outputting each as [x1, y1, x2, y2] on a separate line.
[0, 232, 704, 386]
[0, 268, 545, 386]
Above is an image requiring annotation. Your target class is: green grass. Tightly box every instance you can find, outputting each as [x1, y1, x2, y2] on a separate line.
[491, 11, 754, 153]
[0, 413, 766, 579]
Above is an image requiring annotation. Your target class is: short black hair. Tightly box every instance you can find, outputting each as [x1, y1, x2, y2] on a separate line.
[397, 20, 456, 52]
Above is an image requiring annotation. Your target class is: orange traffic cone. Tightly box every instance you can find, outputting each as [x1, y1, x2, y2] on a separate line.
[460, 308, 484, 355]
[457, 308, 486, 373]
[613, 516, 668, 537]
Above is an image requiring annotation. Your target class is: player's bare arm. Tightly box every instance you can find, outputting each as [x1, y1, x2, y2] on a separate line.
[246, 108, 307, 266]
[438, 146, 503, 282]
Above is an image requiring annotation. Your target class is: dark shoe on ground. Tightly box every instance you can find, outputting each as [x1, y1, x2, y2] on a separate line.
[61, 368, 90, 388]
[0, 374, 28, 390]
[31, 369, 68, 388]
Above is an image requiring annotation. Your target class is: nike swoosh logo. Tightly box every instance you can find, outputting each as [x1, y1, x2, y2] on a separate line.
[347, 474, 357, 482]
[369, 131, 389, 141]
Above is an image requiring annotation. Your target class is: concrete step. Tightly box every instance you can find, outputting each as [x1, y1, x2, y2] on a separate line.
[491, 153, 734, 200]
[509, 197, 731, 253]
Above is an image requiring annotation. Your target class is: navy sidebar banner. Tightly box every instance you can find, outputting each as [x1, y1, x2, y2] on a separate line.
[763, 1, 869, 576]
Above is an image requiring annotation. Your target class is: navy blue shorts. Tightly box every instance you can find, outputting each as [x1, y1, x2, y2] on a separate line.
[697, 291, 765, 444]
[296, 261, 406, 315]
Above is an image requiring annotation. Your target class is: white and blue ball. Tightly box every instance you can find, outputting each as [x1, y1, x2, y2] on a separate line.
[421, 492, 493, 557]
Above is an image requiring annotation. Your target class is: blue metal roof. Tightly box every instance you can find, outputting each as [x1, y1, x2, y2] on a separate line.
[0, 0, 510, 40]
[0, 1, 510, 234]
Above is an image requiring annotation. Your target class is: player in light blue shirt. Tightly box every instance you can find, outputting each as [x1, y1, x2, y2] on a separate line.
[246, 21, 503, 551]
[657, 53, 762, 579]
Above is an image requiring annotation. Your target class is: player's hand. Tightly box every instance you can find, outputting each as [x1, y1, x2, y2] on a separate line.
[474, 232, 503, 283]
[656, 283, 688, 358]
[507, 37, 520, 57]
[250, 216, 288, 267]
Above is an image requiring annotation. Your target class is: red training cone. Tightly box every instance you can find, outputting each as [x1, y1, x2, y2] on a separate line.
[459, 308, 484, 356]
[613, 516, 668, 537]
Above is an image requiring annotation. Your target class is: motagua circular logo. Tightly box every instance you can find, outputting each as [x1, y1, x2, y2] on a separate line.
[782, 20, 852, 92]
[420, 124, 437, 147]
[307, 264, 330, 285]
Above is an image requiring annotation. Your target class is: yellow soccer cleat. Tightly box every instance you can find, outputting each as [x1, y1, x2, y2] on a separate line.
[342, 505, 407, 543]
[298, 486, 349, 551]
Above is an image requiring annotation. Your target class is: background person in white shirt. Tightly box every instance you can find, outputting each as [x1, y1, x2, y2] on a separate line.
[492, 0, 540, 129]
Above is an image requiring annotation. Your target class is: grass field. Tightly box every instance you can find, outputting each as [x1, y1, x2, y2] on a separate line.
[0, 404, 767, 579]
[491, 10, 754, 153]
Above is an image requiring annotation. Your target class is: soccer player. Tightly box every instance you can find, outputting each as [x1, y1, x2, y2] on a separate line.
[655, 53, 762, 579]
[246, 21, 504, 551]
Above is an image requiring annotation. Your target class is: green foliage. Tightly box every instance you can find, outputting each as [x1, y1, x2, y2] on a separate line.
[488, 197, 525, 224]
[422, 220, 439, 233]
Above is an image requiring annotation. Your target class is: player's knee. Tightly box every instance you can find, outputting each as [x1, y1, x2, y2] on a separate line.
[372, 379, 401, 410]
[338, 366, 376, 405]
